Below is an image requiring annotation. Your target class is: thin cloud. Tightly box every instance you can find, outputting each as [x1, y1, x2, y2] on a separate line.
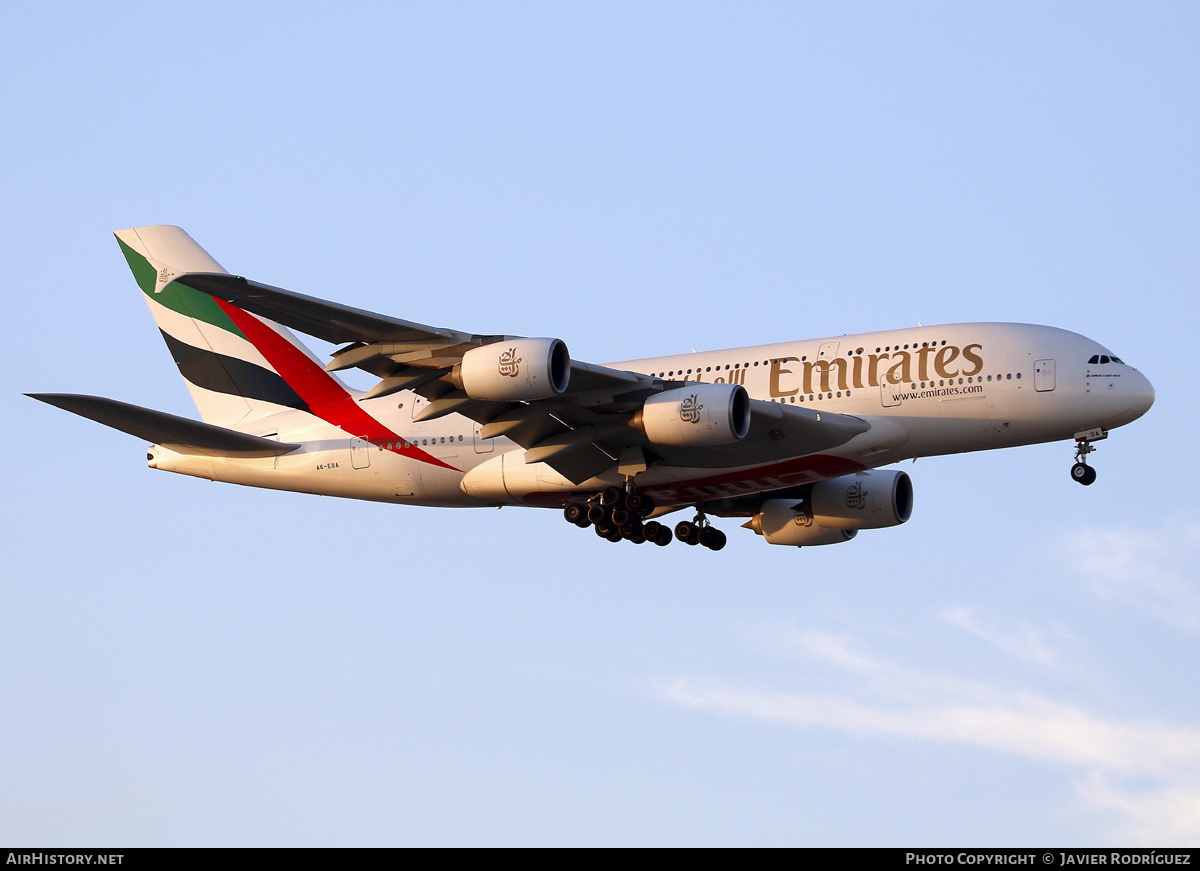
[1075, 773, 1200, 846]
[665, 679, 1200, 775]
[660, 626, 1200, 844]
[1066, 523, 1200, 634]
[941, 605, 1074, 667]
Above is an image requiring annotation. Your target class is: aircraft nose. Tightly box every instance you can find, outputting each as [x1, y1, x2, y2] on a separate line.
[1130, 368, 1155, 420]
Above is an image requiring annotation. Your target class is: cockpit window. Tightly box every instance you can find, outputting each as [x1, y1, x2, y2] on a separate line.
[1088, 354, 1122, 365]
[1111, 356, 1124, 364]
[1088, 355, 1099, 364]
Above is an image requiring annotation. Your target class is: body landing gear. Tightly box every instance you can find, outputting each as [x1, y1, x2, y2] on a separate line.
[1070, 428, 1106, 486]
[562, 485, 671, 546]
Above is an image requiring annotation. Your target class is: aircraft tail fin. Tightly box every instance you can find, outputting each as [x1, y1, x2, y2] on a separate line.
[115, 225, 340, 428]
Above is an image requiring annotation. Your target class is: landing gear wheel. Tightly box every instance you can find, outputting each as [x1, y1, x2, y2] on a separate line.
[587, 504, 609, 525]
[564, 503, 586, 525]
[595, 523, 616, 538]
[643, 521, 671, 546]
[626, 491, 656, 517]
[600, 486, 623, 508]
[1071, 463, 1097, 486]
[610, 508, 631, 527]
[675, 521, 701, 546]
[699, 526, 727, 551]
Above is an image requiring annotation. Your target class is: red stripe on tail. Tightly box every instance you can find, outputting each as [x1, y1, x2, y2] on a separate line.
[214, 300, 459, 471]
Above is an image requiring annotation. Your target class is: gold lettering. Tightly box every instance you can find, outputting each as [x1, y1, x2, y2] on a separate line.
[867, 353, 890, 387]
[885, 351, 912, 385]
[770, 357, 799, 397]
[916, 346, 936, 382]
[802, 359, 849, 393]
[934, 345, 960, 378]
[851, 354, 865, 389]
[960, 343, 983, 376]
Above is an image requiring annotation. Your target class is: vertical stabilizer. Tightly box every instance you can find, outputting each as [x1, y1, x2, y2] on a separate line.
[116, 225, 328, 428]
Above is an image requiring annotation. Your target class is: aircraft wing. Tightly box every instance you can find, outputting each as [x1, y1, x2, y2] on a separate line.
[176, 273, 476, 347]
[27, 393, 300, 458]
[177, 272, 869, 484]
[177, 273, 647, 392]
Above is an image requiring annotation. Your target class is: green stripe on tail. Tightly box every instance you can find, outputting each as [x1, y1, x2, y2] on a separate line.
[116, 236, 247, 341]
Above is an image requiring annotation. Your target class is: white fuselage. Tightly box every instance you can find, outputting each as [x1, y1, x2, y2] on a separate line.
[148, 323, 1155, 509]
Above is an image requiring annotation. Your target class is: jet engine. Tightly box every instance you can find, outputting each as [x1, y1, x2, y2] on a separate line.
[633, 383, 751, 447]
[810, 470, 913, 529]
[744, 500, 858, 547]
[455, 338, 571, 401]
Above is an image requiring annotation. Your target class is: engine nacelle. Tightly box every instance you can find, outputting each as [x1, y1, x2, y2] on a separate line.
[635, 383, 751, 447]
[455, 338, 571, 401]
[745, 500, 858, 547]
[810, 470, 913, 529]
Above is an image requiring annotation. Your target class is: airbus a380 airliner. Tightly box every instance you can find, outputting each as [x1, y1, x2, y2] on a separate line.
[30, 226, 1155, 552]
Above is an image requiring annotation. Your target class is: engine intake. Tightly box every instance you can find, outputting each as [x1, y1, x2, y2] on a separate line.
[456, 338, 570, 401]
[810, 470, 913, 529]
[634, 383, 751, 447]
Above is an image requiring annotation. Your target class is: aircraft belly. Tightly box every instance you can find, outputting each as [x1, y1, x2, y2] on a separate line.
[460, 446, 872, 509]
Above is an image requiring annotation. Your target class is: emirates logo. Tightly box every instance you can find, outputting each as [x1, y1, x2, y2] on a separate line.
[792, 510, 814, 528]
[498, 348, 522, 378]
[846, 481, 868, 510]
[680, 393, 704, 424]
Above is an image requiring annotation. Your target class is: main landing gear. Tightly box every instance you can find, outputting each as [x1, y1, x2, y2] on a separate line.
[672, 509, 727, 551]
[563, 485, 670, 546]
[561, 486, 726, 550]
[1070, 428, 1106, 486]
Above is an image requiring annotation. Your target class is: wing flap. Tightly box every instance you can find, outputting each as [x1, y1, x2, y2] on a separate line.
[28, 393, 300, 457]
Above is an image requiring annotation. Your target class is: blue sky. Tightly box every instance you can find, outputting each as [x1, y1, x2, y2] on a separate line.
[2, 1, 1197, 845]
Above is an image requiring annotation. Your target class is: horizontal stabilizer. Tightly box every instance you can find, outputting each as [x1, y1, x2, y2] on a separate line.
[27, 393, 300, 458]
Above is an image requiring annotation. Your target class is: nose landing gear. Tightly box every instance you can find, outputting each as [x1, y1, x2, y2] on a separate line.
[1070, 428, 1106, 486]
